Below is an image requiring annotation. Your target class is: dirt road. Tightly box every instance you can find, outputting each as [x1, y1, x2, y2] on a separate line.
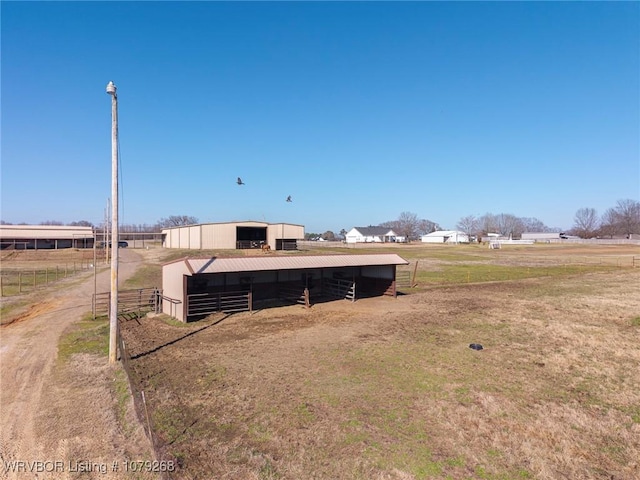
[0, 249, 156, 480]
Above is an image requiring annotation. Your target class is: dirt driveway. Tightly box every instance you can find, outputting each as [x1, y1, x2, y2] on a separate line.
[0, 249, 156, 480]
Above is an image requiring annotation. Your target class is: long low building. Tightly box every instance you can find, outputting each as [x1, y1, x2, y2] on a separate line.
[162, 221, 304, 251]
[162, 253, 409, 322]
[0, 225, 94, 249]
[421, 230, 469, 244]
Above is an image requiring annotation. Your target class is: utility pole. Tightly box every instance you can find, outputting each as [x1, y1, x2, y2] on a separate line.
[105, 198, 110, 265]
[106, 81, 119, 363]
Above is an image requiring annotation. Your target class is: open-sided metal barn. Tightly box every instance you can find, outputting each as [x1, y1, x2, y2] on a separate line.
[162, 253, 409, 322]
[0, 225, 94, 250]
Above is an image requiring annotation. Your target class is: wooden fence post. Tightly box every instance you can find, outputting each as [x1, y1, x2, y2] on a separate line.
[19, 272, 22, 293]
[33, 270, 36, 289]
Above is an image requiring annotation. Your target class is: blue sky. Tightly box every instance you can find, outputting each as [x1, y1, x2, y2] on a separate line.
[2, 1, 638, 234]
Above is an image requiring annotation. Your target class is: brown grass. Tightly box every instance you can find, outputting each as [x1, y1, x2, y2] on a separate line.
[118, 243, 640, 480]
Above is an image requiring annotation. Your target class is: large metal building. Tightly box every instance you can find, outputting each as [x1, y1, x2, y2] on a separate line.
[162, 221, 304, 251]
[162, 253, 409, 322]
[0, 225, 94, 250]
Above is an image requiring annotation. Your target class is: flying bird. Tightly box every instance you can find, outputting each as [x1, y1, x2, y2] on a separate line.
[286, 195, 292, 202]
[237, 177, 245, 185]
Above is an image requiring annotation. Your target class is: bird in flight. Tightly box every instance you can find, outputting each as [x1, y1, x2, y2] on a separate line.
[286, 195, 292, 202]
[237, 177, 245, 185]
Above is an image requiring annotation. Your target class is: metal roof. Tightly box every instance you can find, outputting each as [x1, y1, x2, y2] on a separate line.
[422, 230, 466, 236]
[351, 227, 397, 236]
[161, 220, 305, 232]
[0, 225, 94, 239]
[176, 254, 409, 275]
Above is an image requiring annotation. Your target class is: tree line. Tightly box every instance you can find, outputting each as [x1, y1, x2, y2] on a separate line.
[569, 199, 640, 239]
[2, 199, 638, 241]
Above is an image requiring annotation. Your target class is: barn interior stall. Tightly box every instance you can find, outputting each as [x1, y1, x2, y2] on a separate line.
[235, 226, 267, 249]
[162, 254, 409, 322]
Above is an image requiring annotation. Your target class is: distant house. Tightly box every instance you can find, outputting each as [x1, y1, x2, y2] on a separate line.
[345, 227, 399, 244]
[421, 230, 469, 244]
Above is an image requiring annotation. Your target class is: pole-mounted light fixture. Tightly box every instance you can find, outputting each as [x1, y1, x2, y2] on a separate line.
[106, 81, 119, 364]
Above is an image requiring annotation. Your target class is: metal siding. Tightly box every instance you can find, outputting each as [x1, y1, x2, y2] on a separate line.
[162, 261, 188, 321]
[162, 222, 302, 249]
[522, 232, 561, 240]
[362, 265, 393, 279]
[201, 224, 217, 249]
[0, 225, 94, 239]
[267, 224, 304, 242]
[189, 226, 201, 249]
[179, 227, 190, 248]
[216, 223, 238, 249]
[171, 229, 181, 248]
[252, 271, 278, 283]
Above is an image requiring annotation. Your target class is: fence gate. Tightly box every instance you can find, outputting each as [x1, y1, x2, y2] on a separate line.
[322, 277, 356, 302]
[186, 290, 252, 319]
[396, 270, 412, 289]
[93, 287, 162, 319]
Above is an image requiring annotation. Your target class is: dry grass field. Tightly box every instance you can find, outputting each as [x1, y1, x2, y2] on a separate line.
[112, 243, 640, 480]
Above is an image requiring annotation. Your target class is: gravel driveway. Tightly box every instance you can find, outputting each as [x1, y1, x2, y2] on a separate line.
[1, 248, 157, 480]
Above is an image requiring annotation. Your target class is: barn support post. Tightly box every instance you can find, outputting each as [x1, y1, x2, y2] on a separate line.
[304, 288, 310, 308]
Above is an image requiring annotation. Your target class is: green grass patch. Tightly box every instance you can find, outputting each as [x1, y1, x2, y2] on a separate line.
[415, 263, 617, 285]
[57, 314, 109, 362]
[0, 298, 31, 326]
[0, 266, 94, 296]
[631, 316, 640, 327]
[113, 367, 132, 429]
[122, 263, 162, 289]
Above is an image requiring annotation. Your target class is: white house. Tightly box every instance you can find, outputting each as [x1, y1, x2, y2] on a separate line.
[345, 227, 399, 244]
[421, 230, 469, 244]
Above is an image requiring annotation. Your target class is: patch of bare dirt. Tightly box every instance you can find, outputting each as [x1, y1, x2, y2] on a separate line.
[120, 269, 640, 479]
[0, 249, 157, 480]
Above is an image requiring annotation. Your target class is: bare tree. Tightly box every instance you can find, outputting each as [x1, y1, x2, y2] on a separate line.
[155, 215, 199, 229]
[396, 212, 420, 240]
[613, 199, 640, 237]
[417, 219, 439, 236]
[321, 231, 336, 241]
[599, 208, 619, 238]
[40, 220, 64, 225]
[520, 217, 551, 233]
[381, 212, 439, 241]
[571, 208, 599, 238]
[69, 220, 94, 227]
[456, 215, 479, 238]
[494, 213, 524, 238]
[478, 213, 498, 236]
